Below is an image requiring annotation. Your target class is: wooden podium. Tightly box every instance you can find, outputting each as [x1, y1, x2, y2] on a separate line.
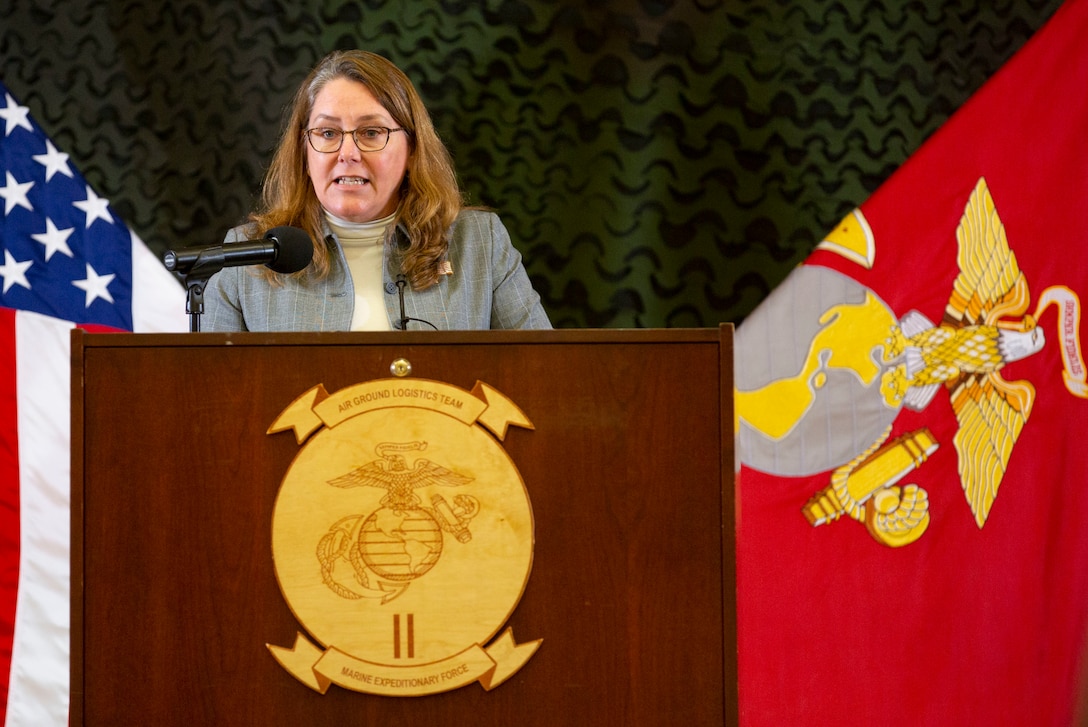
[70, 327, 736, 725]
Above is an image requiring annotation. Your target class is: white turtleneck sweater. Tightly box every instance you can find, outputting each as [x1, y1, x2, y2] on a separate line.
[324, 211, 395, 331]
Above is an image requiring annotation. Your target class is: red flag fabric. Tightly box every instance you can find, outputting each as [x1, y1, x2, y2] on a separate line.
[0, 86, 187, 725]
[735, 1, 1088, 724]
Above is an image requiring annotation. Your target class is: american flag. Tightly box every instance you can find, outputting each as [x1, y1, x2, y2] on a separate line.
[0, 82, 187, 725]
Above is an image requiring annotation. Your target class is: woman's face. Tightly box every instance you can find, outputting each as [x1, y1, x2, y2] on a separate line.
[305, 77, 410, 223]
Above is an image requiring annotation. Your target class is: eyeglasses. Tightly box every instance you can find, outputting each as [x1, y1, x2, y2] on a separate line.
[304, 126, 406, 153]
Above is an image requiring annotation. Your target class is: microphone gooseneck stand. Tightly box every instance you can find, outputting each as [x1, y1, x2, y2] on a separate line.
[178, 248, 229, 333]
[395, 275, 409, 330]
[394, 274, 438, 331]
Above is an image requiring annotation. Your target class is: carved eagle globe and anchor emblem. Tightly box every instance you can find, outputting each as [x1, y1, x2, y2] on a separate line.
[317, 440, 481, 603]
[264, 377, 541, 697]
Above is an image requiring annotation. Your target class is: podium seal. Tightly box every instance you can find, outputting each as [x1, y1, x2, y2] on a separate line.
[265, 378, 541, 696]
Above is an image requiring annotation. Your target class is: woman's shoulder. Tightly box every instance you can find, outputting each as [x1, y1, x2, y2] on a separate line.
[453, 207, 499, 225]
[224, 222, 259, 243]
[450, 208, 505, 240]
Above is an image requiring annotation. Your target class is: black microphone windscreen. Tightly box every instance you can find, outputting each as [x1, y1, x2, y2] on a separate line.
[265, 226, 313, 274]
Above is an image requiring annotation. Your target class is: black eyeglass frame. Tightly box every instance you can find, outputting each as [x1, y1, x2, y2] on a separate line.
[304, 126, 407, 153]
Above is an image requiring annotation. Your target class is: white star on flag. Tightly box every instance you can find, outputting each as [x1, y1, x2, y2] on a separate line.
[0, 92, 32, 136]
[71, 262, 116, 306]
[73, 185, 114, 228]
[1, 171, 34, 215]
[0, 81, 186, 328]
[0, 248, 33, 293]
[32, 140, 73, 182]
[31, 218, 75, 261]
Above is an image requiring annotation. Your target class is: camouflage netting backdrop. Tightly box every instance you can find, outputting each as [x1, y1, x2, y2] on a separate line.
[2, 0, 1063, 328]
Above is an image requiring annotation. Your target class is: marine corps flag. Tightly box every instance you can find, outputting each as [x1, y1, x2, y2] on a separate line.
[735, 1, 1088, 724]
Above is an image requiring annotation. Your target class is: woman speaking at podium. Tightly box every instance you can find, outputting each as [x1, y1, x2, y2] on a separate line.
[203, 50, 551, 332]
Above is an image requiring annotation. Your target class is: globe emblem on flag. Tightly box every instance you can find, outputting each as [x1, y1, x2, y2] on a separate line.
[738, 178, 1085, 547]
[736, 264, 903, 477]
[357, 506, 445, 581]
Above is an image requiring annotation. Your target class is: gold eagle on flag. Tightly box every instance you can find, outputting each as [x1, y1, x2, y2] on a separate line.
[883, 177, 1042, 528]
[805, 177, 1087, 545]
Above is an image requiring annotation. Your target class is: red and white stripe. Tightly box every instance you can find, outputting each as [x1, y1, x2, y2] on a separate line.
[1, 234, 185, 726]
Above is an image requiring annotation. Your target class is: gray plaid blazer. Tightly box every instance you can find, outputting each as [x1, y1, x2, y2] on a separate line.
[203, 209, 552, 331]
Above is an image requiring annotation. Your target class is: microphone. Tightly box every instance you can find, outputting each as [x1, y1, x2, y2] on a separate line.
[395, 274, 409, 330]
[393, 274, 437, 331]
[163, 226, 313, 276]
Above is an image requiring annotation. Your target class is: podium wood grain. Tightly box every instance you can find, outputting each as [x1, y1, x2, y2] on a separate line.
[71, 328, 736, 726]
